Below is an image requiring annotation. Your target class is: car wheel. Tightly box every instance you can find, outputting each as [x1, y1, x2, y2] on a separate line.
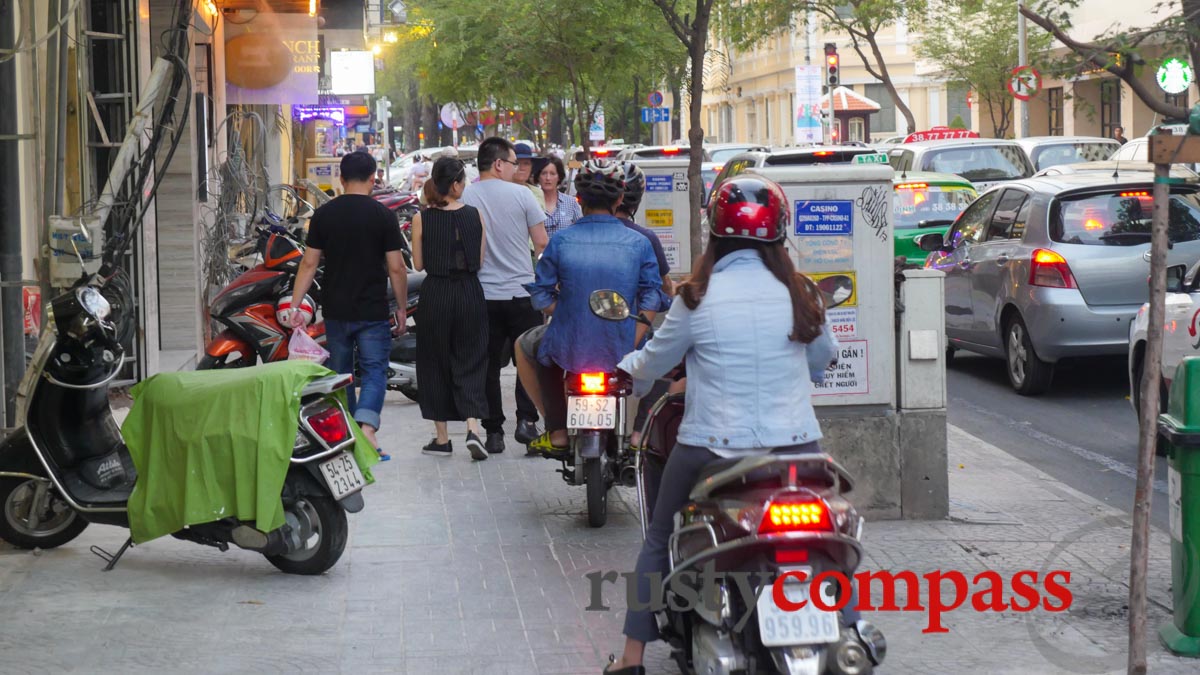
[1005, 314, 1054, 395]
[946, 343, 957, 367]
[1131, 355, 1169, 457]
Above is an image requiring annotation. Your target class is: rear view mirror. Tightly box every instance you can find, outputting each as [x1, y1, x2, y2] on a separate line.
[1167, 264, 1188, 293]
[916, 232, 946, 252]
[589, 289, 630, 321]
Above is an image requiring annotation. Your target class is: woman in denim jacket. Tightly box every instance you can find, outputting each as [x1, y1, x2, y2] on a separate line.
[603, 176, 839, 675]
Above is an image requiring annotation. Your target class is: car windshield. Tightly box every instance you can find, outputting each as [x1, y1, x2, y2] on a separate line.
[893, 183, 977, 229]
[711, 147, 753, 162]
[923, 145, 1032, 182]
[1031, 142, 1120, 170]
[767, 150, 871, 165]
[1051, 190, 1200, 246]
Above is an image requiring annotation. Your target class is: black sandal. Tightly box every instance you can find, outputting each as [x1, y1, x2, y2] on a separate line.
[602, 655, 645, 675]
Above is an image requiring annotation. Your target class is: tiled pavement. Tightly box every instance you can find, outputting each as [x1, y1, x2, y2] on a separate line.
[0, 369, 1196, 674]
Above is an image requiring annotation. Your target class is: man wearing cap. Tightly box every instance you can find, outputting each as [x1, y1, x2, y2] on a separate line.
[511, 142, 547, 212]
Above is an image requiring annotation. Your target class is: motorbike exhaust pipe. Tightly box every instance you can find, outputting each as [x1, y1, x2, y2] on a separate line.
[620, 464, 638, 488]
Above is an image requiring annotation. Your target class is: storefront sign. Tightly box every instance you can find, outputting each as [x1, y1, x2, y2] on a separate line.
[225, 13, 319, 106]
[293, 106, 345, 124]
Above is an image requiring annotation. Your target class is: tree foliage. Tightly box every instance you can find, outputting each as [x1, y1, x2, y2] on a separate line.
[917, 0, 1050, 138]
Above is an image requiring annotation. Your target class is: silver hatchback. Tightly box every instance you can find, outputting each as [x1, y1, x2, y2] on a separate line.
[919, 173, 1200, 394]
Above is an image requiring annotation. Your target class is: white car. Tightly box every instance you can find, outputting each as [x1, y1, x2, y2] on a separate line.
[1128, 258, 1200, 444]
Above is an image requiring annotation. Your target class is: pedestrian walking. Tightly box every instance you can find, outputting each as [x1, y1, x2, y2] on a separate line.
[462, 137, 550, 454]
[411, 157, 490, 460]
[1113, 126, 1129, 146]
[537, 155, 582, 237]
[288, 151, 408, 461]
[512, 142, 547, 212]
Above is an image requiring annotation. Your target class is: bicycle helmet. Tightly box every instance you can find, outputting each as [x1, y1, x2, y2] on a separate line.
[573, 159, 625, 205]
[709, 176, 788, 242]
[618, 162, 646, 215]
[276, 294, 316, 326]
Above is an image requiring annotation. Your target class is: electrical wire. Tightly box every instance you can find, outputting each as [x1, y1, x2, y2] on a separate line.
[0, 0, 85, 63]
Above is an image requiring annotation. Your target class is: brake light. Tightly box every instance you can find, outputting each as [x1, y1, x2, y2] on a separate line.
[813, 150, 833, 157]
[594, 148, 611, 156]
[759, 499, 832, 533]
[578, 372, 609, 394]
[1029, 248, 1076, 289]
[774, 548, 810, 564]
[662, 146, 681, 155]
[1120, 191, 1151, 198]
[713, 164, 723, 173]
[306, 405, 350, 445]
[895, 182, 928, 190]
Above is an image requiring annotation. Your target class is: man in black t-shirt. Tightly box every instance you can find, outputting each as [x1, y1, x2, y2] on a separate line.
[288, 151, 408, 457]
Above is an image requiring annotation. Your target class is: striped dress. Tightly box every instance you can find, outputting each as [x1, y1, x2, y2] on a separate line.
[415, 205, 489, 421]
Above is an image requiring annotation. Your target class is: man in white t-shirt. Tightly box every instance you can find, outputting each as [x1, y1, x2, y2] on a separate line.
[462, 137, 550, 454]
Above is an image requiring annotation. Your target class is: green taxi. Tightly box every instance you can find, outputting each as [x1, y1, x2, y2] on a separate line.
[893, 172, 977, 265]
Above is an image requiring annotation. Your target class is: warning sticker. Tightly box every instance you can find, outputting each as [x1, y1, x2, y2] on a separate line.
[646, 176, 672, 192]
[792, 236, 853, 270]
[826, 307, 857, 339]
[814, 340, 869, 396]
[642, 191, 672, 209]
[646, 209, 673, 228]
[662, 243, 681, 270]
[795, 200, 853, 236]
[806, 271, 857, 308]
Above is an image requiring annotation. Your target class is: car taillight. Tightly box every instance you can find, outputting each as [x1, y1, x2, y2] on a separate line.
[662, 146, 681, 155]
[594, 148, 610, 156]
[895, 182, 928, 190]
[813, 150, 833, 157]
[759, 499, 832, 533]
[578, 372, 609, 394]
[1029, 248, 1076, 289]
[306, 405, 350, 445]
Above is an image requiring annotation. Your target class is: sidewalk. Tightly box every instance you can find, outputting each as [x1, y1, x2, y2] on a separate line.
[0, 371, 1194, 674]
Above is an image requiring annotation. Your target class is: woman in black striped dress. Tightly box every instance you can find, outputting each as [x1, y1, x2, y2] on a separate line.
[411, 157, 490, 460]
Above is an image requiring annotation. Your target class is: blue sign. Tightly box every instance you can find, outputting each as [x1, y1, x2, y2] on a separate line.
[794, 200, 854, 236]
[641, 107, 670, 124]
[646, 176, 672, 192]
[648, 91, 665, 106]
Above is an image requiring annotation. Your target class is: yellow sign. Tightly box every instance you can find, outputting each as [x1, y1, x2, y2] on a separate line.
[806, 271, 857, 308]
[646, 209, 673, 228]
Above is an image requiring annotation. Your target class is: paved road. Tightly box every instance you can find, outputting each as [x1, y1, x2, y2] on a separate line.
[947, 352, 1170, 531]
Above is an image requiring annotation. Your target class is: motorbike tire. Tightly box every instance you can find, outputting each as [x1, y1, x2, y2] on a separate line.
[265, 496, 348, 575]
[0, 478, 88, 550]
[585, 457, 607, 528]
[196, 352, 256, 370]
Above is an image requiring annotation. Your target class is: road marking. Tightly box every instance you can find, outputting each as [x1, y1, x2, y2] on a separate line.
[952, 397, 1168, 495]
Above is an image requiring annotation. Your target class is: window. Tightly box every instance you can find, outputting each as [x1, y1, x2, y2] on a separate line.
[1047, 87, 1064, 136]
[1031, 141, 1121, 170]
[893, 183, 977, 230]
[986, 189, 1031, 241]
[888, 149, 914, 171]
[864, 83, 895, 133]
[948, 191, 999, 247]
[1052, 190, 1200, 246]
[946, 83, 972, 131]
[849, 117, 864, 142]
[923, 144, 1034, 182]
[1100, 79, 1122, 138]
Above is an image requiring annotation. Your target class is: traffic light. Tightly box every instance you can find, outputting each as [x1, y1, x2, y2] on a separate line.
[376, 97, 392, 121]
[825, 43, 839, 88]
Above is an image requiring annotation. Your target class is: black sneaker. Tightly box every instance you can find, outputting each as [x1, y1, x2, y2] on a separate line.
[422, 439, 452, 456]
[514, 419, 541, 445]
[465, 432, 489, 461]
[485, 431, 506, 454]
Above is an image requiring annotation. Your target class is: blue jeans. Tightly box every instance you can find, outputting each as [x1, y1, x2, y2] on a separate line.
[324, 319, 391, 430]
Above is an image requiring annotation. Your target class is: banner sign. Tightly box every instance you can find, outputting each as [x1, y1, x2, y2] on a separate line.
[794, 65, 823, 145]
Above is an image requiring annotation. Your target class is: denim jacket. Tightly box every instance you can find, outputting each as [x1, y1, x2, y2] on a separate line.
[527, 214, 663, 373]
[617, 249, 838, 449]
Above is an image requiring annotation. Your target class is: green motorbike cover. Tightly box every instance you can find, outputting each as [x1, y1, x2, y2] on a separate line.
[120, 361, 378, 543]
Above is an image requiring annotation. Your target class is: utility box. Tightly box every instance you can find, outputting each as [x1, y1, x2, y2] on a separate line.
[306, 158, 342, 195]
[48, 216, 104, 288]
[632, 159, 694, 275]
[1157, 356, 1200, 656]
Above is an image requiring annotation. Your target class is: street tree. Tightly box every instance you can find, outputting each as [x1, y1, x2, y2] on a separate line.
[714, 0, 927, 136]
[916, 0, 1051, 138]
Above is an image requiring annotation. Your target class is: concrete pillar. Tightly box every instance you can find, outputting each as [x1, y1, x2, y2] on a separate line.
[897, 269, 949, 520]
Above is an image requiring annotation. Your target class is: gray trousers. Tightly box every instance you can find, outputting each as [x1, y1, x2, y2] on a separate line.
[622, 440, 829, 642]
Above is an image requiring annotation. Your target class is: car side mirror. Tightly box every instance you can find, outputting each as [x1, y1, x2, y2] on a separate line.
[916, 232, 946, 252]
[1167, 264, 1188, 293]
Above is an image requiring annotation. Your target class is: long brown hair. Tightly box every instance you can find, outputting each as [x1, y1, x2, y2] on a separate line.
[677, 238, 825, 343]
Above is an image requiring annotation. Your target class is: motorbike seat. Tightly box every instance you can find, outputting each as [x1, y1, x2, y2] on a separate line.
[692, 451, 852, 500]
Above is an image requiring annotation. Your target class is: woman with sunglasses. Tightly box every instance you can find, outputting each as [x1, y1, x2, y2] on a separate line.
[411, 157, 491, 460]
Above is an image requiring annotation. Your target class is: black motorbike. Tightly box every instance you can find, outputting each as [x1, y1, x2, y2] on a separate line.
[596, 291, 887, 675]
[0, 266, 370, 575]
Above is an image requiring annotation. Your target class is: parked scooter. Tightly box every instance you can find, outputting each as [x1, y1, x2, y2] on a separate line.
[596, 292, 887, 675]
[0, 240, 368, 574]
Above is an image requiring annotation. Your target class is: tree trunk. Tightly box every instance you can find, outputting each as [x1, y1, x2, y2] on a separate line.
[633, 77, 641, 145]
[864, 34, 916, 134]
[421, 96, 438, 149]
[550, 97, 563, 147]
[404, 80, 420, 151]
[686, 33, 708, 266]
[670, 76, 683, 142]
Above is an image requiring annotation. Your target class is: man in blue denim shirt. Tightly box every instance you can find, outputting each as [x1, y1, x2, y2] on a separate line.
[522, 160, 663, 453]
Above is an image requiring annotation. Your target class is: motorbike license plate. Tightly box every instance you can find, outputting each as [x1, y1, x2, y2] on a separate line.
[318, 453, 365, 500]
[756, 582, 841, 647]
[567, 396, 616, 430]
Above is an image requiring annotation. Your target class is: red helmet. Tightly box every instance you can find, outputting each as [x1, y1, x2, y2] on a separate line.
[276, 295, 316, 326]
[709, 176, 788, 242]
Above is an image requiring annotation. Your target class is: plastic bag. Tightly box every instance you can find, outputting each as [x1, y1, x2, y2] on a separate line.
[288, 327, 329, 364]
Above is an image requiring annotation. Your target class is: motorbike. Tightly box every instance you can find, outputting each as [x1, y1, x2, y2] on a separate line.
[0, 227, 368, 575]
[372, 185, 420, 233]
[200, 225, 425, 401]
[594, 291, 887, 675]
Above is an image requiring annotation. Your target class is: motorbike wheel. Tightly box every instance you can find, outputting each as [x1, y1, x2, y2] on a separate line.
[398, 384, 419, 402]
[265, 496, 347, 575]
[197, 352, 256, 370]
[585, 457, 608, 528]
[0, 478, 88, 550]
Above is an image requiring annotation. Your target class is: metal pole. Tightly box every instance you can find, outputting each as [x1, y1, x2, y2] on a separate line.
[1129, 159, 1172, 674]
[1017, 0, 1029, 138]
[1, 0, 23, 427]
